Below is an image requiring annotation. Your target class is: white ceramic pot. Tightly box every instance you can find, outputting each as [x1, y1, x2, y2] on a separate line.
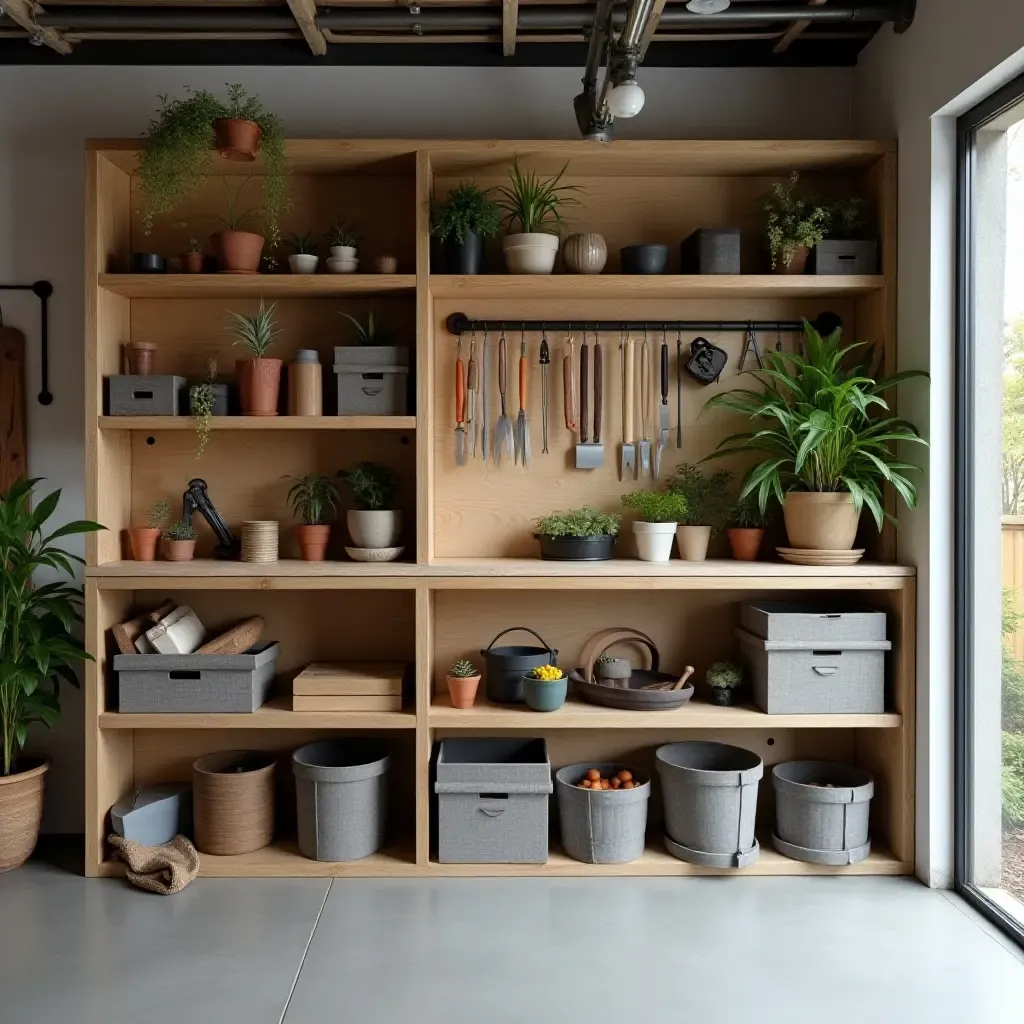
[676, 525, 712, 561]
[784, 491, 859, 550]
[288, 253, 319, 274]
[329, 245, 357, 261]
[326, 257, 359, 275]
[502, 233, 560, 274]
[347, 509, 402, 549]
[633, 521, 676, 562]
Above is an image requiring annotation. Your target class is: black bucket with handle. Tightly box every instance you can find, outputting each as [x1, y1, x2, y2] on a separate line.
[481, 627, 558, 704]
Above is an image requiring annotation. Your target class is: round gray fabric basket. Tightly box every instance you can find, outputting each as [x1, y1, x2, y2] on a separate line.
[664, 834, 761, 869]
[555, 763, 649, 864]
[292, 740, 391, 862]
[772, 760, 874, 865]
[656, 741, 763, 865]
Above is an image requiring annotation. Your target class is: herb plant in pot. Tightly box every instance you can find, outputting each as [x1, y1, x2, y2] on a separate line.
[621, 490, 688, 563]
[181, 237, 204, 274]
[762, 171, 830, 275]
[286, 473, 340, 562]
[706, 661, 746, 707]
[162, 519, 197, 561]
[288, 231, 319, 275]
[129, 497, 170, 561]
[446, 659, 481, 710]
[533, 507, 620, 561]
[667, 463, 732, 562]
[231, 298, 282, 416]
[494, 157, 582, 275]
[727, 495, 771, 561]
[326, 221, 359, 273]
[704, 321, 927, 560]
[523, 664, 568, 713]
[0, 478, 103, 871]
[430, 182, 502, 275]
[339, 462, 401, 549]
[211, 176, 265, 274]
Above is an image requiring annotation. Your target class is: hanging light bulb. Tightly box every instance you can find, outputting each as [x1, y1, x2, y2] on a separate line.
[686, 0, 731, 13]
[608, 79, 645, 119]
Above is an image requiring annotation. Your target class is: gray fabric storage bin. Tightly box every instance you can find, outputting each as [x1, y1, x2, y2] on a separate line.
[809, 239, 879, 275]
[111, 784, 192, 845]
[555, 763, 649, 864]
[113, 641, 279, 713]
[108, 375, 187, 416]
[334, 345, 410, 416]
[737, 628, 890, 715]
[741, 601, 887, 643]
[435, 738, 552, 864]
[680, 229, 741, 274]
[772, 760, 874, 866]
[292, 740, 390, 862]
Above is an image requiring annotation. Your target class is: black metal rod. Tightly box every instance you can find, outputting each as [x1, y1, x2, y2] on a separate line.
[0, 281, 52, 406]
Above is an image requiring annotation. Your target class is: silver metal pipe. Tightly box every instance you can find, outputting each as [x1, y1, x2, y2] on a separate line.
[620, 0, 657, 50]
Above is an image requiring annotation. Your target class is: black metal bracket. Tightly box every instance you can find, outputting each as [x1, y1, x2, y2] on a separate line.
[0, 280, 54, 405]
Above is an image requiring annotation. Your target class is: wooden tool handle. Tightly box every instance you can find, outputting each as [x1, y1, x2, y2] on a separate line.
[455, 355, 465, 425]
[563, 354, 575, 431]
[640, 340, 649, 436]
[623, 340, 635, 444]
[593, 341, 602, 443]
[467, 349, 478, 390]
[579, 339, 589, 445]
[671, 666, 696, 691]
[661, 342, 669, 404]
[518, 349, 527, 411]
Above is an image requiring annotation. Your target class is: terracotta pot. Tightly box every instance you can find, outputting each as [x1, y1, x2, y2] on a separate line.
[784, 491, 860, 550]
[213, 117, 261, 161]
[162, 538, 196, 562]
[127, 341, 156, 375]
[211, 230, 265, 274]
[128, 526, 161, 561]
[728, 527, 765, 561]
[774, 245, 809, 275]
[0, 757, 48, 872]
[236, 358, 282, 416]
[193, 750, 275, 856]
[447, 674, 481, 709]
[676, 525, 712, 561]
[180, 251, 204, 273]
[296, 524, 331, 561]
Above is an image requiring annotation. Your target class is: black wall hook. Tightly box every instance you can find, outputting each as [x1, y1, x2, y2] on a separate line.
[0, 280, 54, 405]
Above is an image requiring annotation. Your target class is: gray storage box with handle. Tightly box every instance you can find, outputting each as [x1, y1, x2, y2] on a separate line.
[113, 641, 279, 713]
[435, 737, 552, 864]
[809, 239, 879, 275]
[108, 374, 187, 416]
[334, 345, 410, 415]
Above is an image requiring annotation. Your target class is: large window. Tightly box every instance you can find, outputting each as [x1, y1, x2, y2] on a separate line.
[957, 73, 1024, 940]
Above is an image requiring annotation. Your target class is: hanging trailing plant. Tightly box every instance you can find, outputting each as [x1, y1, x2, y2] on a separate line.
[190, 358, 219, 459]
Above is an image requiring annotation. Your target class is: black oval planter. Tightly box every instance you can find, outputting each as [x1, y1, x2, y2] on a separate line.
[444, 231, 484, 275]
[536, 534, 616, 561]
[620, 244, 668, 275]
[132, 252, 166, 274]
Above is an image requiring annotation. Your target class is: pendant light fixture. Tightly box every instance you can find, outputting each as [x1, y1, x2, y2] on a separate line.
[686, 0, 731, 12]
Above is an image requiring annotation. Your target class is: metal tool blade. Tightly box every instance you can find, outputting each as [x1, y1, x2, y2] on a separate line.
[620, 338, 636, 481]
[638, 337, 651, 474]
[655, 339, 669, 479]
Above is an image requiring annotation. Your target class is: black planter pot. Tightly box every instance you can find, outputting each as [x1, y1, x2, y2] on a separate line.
[536, 534, 616, 561]
[620, 244, 668, 275]
[444, 231, 485, 275]
[132, 252, 166, 274]
[709, 686, 738, 707]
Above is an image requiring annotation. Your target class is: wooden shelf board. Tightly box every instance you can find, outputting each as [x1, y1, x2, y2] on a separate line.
[429, 694, 901, 730]
[429, 274, 885, 300]
[99, 416, 416, 432]
[98, 697, 416, 730]
[98, 273, 416, 299]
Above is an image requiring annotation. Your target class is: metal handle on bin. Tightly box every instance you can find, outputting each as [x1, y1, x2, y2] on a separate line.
[481, 626, 556, 656]
[812, 666, 839, 677]
[479, 795, 508, 817]
[168, 670, 202, 680]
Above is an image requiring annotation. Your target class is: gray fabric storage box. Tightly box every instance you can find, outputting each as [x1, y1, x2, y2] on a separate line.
[113, 641, 279, 713]
[555, 762, 649, 864]
[111, 784, 192, 845]
[809, 239, 879, 275]
[333, 345, 410, 416]
[680, 229, 741, 274]
[108, 375, 187, 416]
[741, 601, 887, 644]
[435, 738, 552, 864]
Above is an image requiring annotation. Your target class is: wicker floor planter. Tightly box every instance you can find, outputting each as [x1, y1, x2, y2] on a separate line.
[193, 750, 276, 856]
[555, 763, 649, 864]
[0, 757, 49, 872]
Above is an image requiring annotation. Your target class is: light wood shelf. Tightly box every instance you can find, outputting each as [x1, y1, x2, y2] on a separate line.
[99, 273, 416, 299]
[99, 415, 416, 431]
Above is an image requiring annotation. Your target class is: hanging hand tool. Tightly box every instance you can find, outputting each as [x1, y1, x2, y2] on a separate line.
[638, 334, 651, 475]
[576, 330, 604, 469]
[514, 330, 531, 468]
[655, 334, 669, 479]
[539, 329, 551, 455]
[494, 328, 514, 466]
[621, 337, 636, 480]
[676, 329, 683, 449]
[738, 322, 764, 371]
[455, 338, 467, 466]
[563, 335, 578, 434]
[468, 332, 478, 460]
[480, 329, 489, 465]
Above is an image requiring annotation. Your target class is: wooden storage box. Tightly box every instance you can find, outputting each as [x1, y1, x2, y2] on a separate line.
[292, 661, 406, 712]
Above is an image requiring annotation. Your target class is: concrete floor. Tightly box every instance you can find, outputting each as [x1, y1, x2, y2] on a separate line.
[2, 863, 1024, 1023]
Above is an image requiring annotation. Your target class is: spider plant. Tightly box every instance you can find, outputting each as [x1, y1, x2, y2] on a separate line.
[288, 230, 318, 255]
[284, 473, 340, 526]
[229, 298, 281, 358]
[328, 220, 360, 248]
[702, 320, 928, 530]
[339, 310, 391, 346]
[494, 157, 583, 235]
[214, 175, 262, 233]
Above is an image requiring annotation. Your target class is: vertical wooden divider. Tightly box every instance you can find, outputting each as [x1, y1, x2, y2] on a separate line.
[415, 584, 434, 864]
[415, 150, 435, 565]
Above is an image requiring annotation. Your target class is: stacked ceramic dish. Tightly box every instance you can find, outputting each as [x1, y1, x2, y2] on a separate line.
[326, 245, 358, 274]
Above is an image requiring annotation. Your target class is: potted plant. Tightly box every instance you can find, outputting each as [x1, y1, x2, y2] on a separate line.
[762, 171, 830, 274]
[285, 473, 340, 562]
[446, 659, 481, 710]
[338, 462, 400, 549]
[326, 221, 359, 273]
[533, 507, 620, 561]
[727, 494, 772, 561]
[129, 497, 170, 561]
[375, 254, 398, 275]
[230, 298, 282, 416]
[703, 320, 927, 557]
[162, 519, 197, 561]
[706, 661, 746, 707]
[523, 664, 568, 713]
[494, 157, 582, 275]
[0, 478, 103, 871]
[211, 176, 265, 274]
[189, 358, 227, 459]
[430, 182, 502, 275]
[288, 231, 319, 275]
[666, 463, 732, 562]
[620, 490, 688, 563]
[811, 197, 879, 275]
[181, 236, 204, 274]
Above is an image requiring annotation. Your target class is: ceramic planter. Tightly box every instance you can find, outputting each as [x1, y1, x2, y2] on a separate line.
[562, 232, 607, 274]
[212, 230, 265, 274]
[443, 231, 484, 274]
[326, 257, 358, 274]
[502, 232, 559, 274]
[329, 245, 358, 261]
[375, 256, 398, 274]
[728, 527, 765, 561]
[180, 251, 204, 274]
[162, 538, 196, 562]
[236, 357, 282, 416]
[132, 252, 166, 274]
[347, 509, 402, 549]
[447, 674, 481, 709]
[621, 244, 668, 275]
[193, 750, 275, 856]
[523, 674, 568, 712]
[633, 521, 676, 562]
[774, 245, 809, 275]
[213, 117, 261, 161]
[128, 526, 161, 561]
[784, 492, 859, 550]
[676, 525, 711, 561]
[536, 534, 616, 561]
[296, 524, 331, 561]
[289, 253, 319, 274]
[0, 757, 48, 872]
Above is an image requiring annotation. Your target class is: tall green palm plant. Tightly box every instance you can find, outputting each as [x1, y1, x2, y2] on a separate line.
[702, 321, 927, 530]
[494, 158, 582, 235]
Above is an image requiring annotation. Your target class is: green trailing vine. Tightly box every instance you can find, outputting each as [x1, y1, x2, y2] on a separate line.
[190, 358, 219, 460]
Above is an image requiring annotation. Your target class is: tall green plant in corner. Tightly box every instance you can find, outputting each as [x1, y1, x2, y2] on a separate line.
[0, 479, 104, 777]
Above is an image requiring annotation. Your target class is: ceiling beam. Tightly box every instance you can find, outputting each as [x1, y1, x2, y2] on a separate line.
[501, 0, 518, 56]
[639, 0, 668, 59]
[773, 0, 826, 53]
[284, 0, 326, 55]
[3, 0, 71, 53]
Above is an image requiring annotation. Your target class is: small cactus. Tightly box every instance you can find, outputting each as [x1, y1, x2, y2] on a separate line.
[596, 653, 613, 665]
[449, 659, 478, 678]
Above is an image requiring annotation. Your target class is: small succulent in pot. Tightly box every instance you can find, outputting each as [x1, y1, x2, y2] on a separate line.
[338, 462, 401, 549]
[285, 473, 340, 562]
[727, 494, 773, 562]
[162, 518, 198, 562]
[288, 230, 320, 275]
[705, 661, 746, 707]
[621, 490, 688, 563]
[533, 506, 620, 562]
[326, 220, 360, 270]
[595, 653, 632, 686]
[523, 663, 567, 713]
[129, 497, 171, 561]
[446, 658, 481, 710]
[181, 235, 204, 273]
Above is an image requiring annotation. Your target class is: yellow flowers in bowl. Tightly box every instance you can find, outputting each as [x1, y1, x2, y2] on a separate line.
[529, 664, 564, 681]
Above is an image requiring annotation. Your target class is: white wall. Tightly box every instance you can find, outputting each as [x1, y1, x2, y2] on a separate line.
[0, 64, 855, 833]
[857, 3, 1024, 887]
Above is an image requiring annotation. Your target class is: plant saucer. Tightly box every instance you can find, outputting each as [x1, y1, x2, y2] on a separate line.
[345, 545, 405, 563]
[776, 547, 866, 566]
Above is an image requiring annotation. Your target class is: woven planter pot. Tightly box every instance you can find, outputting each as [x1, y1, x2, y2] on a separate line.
[0, 757, 48, 872]
[241, 521, 279, 563]
[193, 750, 275, 856]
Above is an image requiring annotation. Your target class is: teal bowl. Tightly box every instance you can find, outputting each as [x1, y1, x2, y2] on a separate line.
[523, 674, 567, 712]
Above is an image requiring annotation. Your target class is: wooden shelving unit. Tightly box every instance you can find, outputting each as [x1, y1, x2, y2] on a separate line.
[84, 137, 911, 880]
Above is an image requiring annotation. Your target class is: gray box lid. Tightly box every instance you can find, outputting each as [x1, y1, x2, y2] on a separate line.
[333, 345, 409, 368]
[735, 627, 891, 653]
[740, 602, 887, 642]
[435, 737, 552, 794]
[113, 640, 279, 672]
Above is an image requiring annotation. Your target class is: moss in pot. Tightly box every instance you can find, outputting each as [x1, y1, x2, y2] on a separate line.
[533, 507, 620, 561]
[666, 463, 731, 562]
[162, 518, 197, 562]
[706, 661, 745, 707]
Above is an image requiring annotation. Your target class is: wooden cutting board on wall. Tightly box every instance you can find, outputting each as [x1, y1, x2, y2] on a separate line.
[0, 326, 27, 494]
